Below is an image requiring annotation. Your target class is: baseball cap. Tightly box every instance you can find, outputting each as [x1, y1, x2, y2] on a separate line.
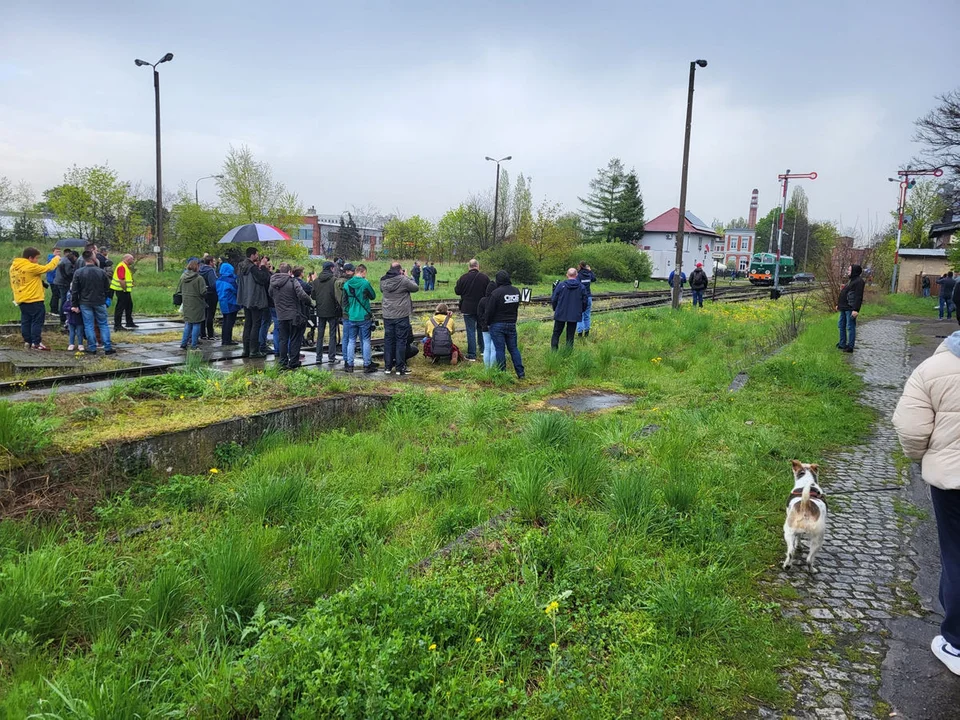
[322, 261, 334, 270]
[696, 262, 703, 267]
[343, 263, 355, 271]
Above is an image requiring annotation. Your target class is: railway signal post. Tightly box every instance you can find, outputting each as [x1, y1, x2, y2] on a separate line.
[774, 170, 817, 295]
[888, 167, 943, 293]
[711, 251, 725, 301]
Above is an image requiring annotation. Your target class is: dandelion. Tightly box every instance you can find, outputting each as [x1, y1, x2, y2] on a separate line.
[475, 637, 483, 644]
[650, 356, 663, 365]
[179, 395, 184, 399]
[549, 642, 558, 650]
[428, 643, 437, 651]
[545, 601, 560, 615]
[498, 679, 504, 685]
[209, 468, 220, 474]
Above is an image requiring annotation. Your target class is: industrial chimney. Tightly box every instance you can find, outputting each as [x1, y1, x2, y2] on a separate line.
[748, 189, 759, 229]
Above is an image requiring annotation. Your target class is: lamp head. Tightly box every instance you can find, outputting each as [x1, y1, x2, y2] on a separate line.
[484, 156, 494, 161]
[695, 59, 708, 68]
[215, 174, 224, 179]
[159, 53, 174, 64]
[504, 155, 512, 161]
[134, 59, 149, 67]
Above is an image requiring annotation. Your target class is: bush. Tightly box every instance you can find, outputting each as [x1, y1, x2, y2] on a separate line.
[541, 243, 652, 283]
[479, 243, 540, 284]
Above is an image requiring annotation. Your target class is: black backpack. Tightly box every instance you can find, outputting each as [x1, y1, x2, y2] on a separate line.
[430, 316, 453, 356]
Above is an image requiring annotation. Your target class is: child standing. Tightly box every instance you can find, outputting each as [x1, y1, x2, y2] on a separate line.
[63, 289, 84, 352]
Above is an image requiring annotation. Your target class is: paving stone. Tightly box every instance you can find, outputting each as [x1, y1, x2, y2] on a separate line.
[774, 320, 918, 720]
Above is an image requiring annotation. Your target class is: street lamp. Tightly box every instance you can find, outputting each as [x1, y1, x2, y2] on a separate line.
[485, 155, 512, 244]
[672, 59, 707, 309]
[134, 52, 174, 271]
[773, 170, 817, 293]
[888, 167, 943, 292]
[195, 174, 224, 204]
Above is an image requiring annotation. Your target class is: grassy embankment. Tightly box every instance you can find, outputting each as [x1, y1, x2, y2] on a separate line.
[0, 299, 875, 718]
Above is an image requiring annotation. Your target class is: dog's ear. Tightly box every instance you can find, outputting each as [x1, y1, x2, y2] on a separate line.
[810, 464, 819, 474]
[790, 459, 802, 472]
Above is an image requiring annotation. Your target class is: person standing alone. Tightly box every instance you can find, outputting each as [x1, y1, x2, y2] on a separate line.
[455, 259, 489, 361]
[9, 247, 60, 351]
[380, 262, 419, 375]
[551, 268, 588, 351]
[893, 329, 960, 677]
[689, 262, 708, 308]
[836, 264, 865, 353]
[110, 254, 137, 331]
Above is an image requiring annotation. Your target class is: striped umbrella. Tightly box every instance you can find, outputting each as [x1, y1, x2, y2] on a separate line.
[218, 223, 291, 244]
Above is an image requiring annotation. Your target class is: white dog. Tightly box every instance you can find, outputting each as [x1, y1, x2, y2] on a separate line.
[782, 460, 827, 572]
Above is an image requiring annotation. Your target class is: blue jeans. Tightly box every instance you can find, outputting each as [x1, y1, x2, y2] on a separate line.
[939, 297, 955, 319]
[345, 319, 372, 367]
[577, 296, 593, 333]
[181, 322, 201, 349]
[19, 301, 46, 345]
[923, 288, 931, 298]
[68, 323, 83, 346]
[463, 313, 483, 359]
[489, 322, 524, 378]
[838, 310, 857, 349]
[259, 307, 278, 352]
[482, 331, 495, 368]
[80, 304, 112, 352]
[691, 289, 704, 307]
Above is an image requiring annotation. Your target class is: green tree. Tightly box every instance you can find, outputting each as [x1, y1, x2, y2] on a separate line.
[168, 192, 234, 260]
[511, 174, 533, 245]
[12, 213, 41, 245]
[334, 213, 363, 260]
[45, 165, 134, 244]
[896, 180, 949, 248]
[579, 158, 625, 242]
[754, 208, 780, 253]
[383, 215, 434, 259]
[435, 206, 472, 261]
[494, 170, 511, 243]
[527, 199, 578, 264]
[216, 145, 303, 234]
[613, 172, 644, 244]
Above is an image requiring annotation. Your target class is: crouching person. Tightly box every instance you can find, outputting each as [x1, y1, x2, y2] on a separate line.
[424, 303, 459, 364]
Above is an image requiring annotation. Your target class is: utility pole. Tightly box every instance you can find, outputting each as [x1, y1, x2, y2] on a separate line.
[485, 155, 512, 245]
[672, 59, 708, 309]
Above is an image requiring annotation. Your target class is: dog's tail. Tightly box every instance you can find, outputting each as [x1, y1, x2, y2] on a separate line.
[793, 475, 821, 530]
[800, 480, 812, 510]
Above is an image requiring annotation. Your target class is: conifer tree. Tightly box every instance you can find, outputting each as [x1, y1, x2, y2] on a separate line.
[579, 158, 625, 242]
[613, 172, 645, 244]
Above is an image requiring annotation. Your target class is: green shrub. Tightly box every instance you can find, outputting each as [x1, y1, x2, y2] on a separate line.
[479, 242, 540, 284]
[542, 242, 652, 282]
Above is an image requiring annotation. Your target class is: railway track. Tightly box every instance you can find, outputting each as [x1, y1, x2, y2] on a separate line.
[0, 285, 809, 396]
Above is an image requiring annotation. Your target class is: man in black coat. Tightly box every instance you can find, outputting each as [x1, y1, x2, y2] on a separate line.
[551, 268, 588, 350]
[689, 262, 708, 308]
[313, 262, 341, 364]
[836, 264, 865, 353]
[454, 258, 490, 361]
[484, 270, 524, 379]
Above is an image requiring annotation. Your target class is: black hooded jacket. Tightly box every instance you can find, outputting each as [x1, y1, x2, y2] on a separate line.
[485, 271, 521, 326]
[312, 269, 340, 318]
[837, 264, 865, 312]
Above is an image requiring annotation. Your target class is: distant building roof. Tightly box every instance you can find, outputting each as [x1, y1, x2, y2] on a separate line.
[930, 214, 960, 238]
[0, 211, 73, 239]
[644, 208, 721, 238]
[898, 248, 947, 257]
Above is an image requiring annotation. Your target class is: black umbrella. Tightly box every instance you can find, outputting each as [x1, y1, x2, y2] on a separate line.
[53, 238, 87, 249]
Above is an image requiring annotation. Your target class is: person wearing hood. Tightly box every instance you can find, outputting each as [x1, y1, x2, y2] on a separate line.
[198, 255, 219, 341]
[313, 262, 341, 364]
[893, 330, 960, 676]
[689, 262, 709, 308]
[342, 264, 379, 373]
[216, 262, 240, 345]
[938, 272, 957, 321]
[484, 270, 525, 379]
[10, 247, 61, 351]
[576, 261, 596, 338]
[551, 268, 589, 351]
[236, 247, 271, 358]
[177, 259, 208, 350]
[268, 263, 315, 370]
[380, 262, 419, 375]
[835, 264, 865, 353]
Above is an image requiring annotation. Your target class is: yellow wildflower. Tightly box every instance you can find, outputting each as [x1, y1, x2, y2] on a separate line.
[428, 643, 437, 651]
[545, 601, 560, 615]
[209, 468, 220, 474]
[549, 642, 558, 650]
[475, 637, 483, 643]
[179, 395, 184, 399]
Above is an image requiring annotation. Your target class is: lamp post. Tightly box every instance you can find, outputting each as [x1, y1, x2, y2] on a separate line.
[485, 155, 512, 244]
[888, 167, 943, 293]
[773, 170, 817, 294]
[672, 59, 707, 310]
[135, 52, 174, 272]
[195, 174, 223, 205]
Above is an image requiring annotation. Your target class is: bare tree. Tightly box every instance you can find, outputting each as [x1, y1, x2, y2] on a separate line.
[915, 89, 960, 205]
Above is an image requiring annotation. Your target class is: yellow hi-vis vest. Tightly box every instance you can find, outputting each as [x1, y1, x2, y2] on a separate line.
[110, 261, 134, 292]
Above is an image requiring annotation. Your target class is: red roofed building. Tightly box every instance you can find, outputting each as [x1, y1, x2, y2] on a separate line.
[640, 208, 721, 279]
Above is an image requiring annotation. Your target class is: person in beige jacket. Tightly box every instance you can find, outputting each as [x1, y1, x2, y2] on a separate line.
[893, 330, 960, 676]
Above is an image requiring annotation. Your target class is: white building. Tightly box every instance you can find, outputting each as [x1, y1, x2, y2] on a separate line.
[640, 208, 721, 279]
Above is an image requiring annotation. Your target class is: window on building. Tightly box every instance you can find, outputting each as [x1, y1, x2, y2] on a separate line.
[739, 258, 749, 271]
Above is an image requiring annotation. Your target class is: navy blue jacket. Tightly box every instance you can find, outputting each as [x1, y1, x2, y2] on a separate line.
[577, 268, 596, 296]
[552, 278, 589, 322]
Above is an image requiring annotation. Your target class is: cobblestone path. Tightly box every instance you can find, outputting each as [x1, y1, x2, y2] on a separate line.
[762, 319, 920, 720]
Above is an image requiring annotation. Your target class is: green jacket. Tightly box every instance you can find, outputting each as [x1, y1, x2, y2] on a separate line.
[177, 270, 208, 324]
[343, 275, 376, 322]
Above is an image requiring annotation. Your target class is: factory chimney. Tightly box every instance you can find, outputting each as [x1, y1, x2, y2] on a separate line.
[748, 188, 759, 230]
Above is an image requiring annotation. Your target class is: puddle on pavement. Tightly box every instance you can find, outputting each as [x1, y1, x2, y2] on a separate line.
[547, 391, 633, 413]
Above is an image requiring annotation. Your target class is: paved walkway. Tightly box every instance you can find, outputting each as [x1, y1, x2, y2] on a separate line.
[761, 318, 958, 720]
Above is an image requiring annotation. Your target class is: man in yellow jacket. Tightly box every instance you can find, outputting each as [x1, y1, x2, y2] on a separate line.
[9, 246, 60, 351]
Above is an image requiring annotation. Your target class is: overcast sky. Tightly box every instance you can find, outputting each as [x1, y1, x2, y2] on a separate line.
[1, 0, 957, 235]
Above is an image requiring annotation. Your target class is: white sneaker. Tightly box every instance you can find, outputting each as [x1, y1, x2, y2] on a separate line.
[67, 344, 75, 351]
[383, 369, 392, 375]
[78, 345, 84, 352]
[932, 635, 960, 676]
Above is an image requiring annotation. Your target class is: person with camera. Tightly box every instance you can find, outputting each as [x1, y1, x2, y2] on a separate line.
[380, 261, 419, 375]
[269, 263, 315, 370]
[342, 264, 379, 373]
[313, 262, 341, 364]
[237, 247, 271, 358]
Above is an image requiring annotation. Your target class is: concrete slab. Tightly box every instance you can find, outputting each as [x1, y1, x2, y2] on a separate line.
[547, 391, 633, 413]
